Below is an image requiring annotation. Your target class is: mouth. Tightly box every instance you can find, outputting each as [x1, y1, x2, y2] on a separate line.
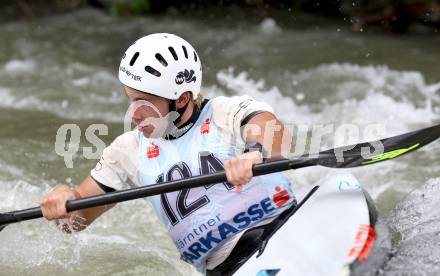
[134, 119, 149, 129]
[138, 125, 149, 131]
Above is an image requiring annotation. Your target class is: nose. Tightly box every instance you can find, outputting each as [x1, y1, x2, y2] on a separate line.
[131, 107, 144, 125]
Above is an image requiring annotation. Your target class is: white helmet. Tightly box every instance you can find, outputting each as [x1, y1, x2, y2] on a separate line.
[118, 33, 202, 100]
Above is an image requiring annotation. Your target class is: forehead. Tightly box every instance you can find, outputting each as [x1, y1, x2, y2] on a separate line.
[124, 86, 158, 100]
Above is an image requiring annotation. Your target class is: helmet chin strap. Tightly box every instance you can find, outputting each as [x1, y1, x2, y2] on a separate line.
[164, 98, 191, 139]
[164, 97, 202, 140]
[168, 98, 190, 125]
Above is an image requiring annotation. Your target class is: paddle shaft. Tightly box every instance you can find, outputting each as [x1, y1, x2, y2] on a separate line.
[1, 123, 439, 230]
[0, 157, 317, 227]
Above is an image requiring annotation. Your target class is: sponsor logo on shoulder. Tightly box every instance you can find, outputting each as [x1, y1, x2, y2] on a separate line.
[175, 69, 196, 85]
[200, 118, 210, 134]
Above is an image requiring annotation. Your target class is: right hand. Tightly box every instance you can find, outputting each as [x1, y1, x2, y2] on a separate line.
[224, 151, 263, 193]
[40, 184, 80, 226]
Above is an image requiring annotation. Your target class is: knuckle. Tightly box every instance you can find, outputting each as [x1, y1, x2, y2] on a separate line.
[45, 212, 53, 220]
[58, 205, 67, 216]
[226, 173, 234, 183]
[47, 196, 56, 204]
[41, 209, 47, 219]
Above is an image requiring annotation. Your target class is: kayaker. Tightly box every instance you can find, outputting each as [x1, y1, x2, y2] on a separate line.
[40, 33, 297, 275]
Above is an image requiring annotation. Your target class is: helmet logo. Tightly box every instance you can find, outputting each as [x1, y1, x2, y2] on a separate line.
[175, 69, 196, 85]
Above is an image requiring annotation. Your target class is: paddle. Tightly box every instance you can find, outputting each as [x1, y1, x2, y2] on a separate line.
[1, 123, 439, 232]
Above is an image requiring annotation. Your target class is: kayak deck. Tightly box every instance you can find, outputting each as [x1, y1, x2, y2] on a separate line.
[235, 172, 377, 276]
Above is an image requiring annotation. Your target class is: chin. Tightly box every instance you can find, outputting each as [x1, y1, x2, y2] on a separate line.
[140, 128, 154, 138]
[138, 126, 151, 137]
[138, 122, 169, 138]
[141, 128, 165, 139]
[141, 130, 151, 138]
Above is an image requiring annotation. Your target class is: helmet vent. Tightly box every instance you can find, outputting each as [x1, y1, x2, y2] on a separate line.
[194, 52, 198, 62]
[129, 52, 139, 66]
[155, 53, 168, 67]
[168, 47, 178, 61]
[182, 46, 188, 58]
[145, 66, 161, 77]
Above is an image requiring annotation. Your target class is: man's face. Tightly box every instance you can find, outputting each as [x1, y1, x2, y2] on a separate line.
[124, 86, 172, 138]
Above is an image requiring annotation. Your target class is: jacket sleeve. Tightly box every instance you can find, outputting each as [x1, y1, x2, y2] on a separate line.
[212, 95, 274, 147]
[90, 130, 141, 191]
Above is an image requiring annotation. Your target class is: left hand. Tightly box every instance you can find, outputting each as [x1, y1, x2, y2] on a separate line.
[224, 151, 263, 192]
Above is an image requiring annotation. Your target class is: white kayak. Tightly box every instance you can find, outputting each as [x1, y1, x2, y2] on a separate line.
[234, 172, 377, 276]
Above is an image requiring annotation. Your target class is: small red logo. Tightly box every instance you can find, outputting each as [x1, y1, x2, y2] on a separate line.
[146, 142, 159, 159]
[273, 186, 290, 207]
[348, 224, 376, 262]
[200, 118, 210, 134]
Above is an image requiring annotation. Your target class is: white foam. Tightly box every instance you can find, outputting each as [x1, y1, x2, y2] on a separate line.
[0, 59, 127, 122]
[3, 59, 36, 74]
[2, 60, 435, 130]
[382, 178, 440, 275]
[72, 77, 90, 87]
[0, 178, 197, 275]
[259, 18, 282, 35]
[215, 64, 440, 199]
[216, 68, 313, 124]
[217, 64, 439, 135]
[0, 87, 15, 106]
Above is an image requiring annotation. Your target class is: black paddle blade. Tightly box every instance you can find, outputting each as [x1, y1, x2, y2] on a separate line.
[0, 214, 7, 232]
[318, 123, 440, 168]
[0, 208, 42, 232]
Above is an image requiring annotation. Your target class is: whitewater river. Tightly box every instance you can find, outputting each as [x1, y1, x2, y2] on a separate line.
[0, 8, 439, 276]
